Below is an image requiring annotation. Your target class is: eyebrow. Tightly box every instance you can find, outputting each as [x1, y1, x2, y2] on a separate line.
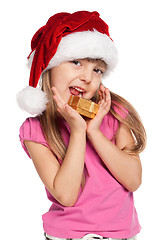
[96, 60, 107, 69]
[86, 58, 107, 68]
[83, 58, 107, 69]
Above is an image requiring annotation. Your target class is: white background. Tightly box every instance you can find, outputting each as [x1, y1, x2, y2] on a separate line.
[1, 0, 159, 239]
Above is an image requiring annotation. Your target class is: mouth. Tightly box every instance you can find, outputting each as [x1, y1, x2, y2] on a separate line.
[69, 86, 86, 97]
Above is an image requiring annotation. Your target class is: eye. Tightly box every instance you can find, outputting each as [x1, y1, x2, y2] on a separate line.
[94, 68, 103, 74]
[71, 60, 81, 66]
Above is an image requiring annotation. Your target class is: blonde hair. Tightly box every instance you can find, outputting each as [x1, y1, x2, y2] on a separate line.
[39, 67, 146, 161]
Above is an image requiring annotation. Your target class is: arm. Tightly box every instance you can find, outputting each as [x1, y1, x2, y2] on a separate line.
[86, 85, 142, 192]
[24, 87, 87, 207]
[87, 123, 142, 192]
[25, 129, 86, 207]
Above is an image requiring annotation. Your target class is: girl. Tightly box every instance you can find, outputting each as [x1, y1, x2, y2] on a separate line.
[17, 11, 146, 240]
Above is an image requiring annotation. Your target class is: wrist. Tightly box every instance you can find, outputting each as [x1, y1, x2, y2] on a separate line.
[71, 129, 86, 137]
[87, 128, 101, 140]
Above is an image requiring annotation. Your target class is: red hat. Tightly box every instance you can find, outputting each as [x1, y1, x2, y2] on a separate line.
[17, 11, 118, 115]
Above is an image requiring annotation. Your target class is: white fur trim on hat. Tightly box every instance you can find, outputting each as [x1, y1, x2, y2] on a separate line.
[16, 86, 48, 115]
[48, 30, 118, 73]
[28, 30, 118, 75]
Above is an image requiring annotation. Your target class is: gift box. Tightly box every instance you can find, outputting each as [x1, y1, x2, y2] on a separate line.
[68, 95, 99, 119]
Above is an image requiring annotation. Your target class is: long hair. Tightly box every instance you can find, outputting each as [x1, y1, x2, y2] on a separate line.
[39, 68, 146, 161]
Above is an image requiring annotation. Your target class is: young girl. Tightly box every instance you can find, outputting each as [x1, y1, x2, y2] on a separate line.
[17, 11, 146, 240]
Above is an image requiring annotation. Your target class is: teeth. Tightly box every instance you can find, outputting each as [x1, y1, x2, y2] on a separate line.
[72, 86, 84, 92]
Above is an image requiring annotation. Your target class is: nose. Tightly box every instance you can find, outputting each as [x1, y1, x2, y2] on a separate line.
[79, 67, 93, 83]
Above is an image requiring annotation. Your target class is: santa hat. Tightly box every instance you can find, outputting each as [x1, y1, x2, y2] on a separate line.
[16, 11, 118, 115]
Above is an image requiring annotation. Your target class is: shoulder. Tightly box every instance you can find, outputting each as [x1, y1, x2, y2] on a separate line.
[20, 117, 44, 142]
[19, 117, 50, 158]
[112, 103, 129, 132]
[110, 104, 136, 150]
[100, 112, 118, 140]
[20, 117, 42, 136]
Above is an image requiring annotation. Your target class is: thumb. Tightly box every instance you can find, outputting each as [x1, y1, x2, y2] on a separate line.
[65, 104, 77, 116]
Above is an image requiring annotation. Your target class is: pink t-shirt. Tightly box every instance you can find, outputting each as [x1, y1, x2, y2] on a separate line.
[19, 110, 141, 239]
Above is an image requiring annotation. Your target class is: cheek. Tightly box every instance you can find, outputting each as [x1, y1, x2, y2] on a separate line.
[92, 79, 101, 92]
[88, 82, 100, 99]
[50, 71, 65, 88]
[50, 65, 75, 88]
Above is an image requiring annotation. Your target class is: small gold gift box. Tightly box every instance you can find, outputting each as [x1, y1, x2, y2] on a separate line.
[68, 95, 99, 119]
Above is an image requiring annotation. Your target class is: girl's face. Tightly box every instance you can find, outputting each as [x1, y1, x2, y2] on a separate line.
[50, 59, 107, 103]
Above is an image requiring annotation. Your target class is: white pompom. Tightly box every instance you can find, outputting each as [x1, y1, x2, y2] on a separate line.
[16, 86, 48, 115]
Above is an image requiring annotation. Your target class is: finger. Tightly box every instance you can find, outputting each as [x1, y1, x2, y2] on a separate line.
[52, 87, 65, 102]
[98, 99, 106, 111]
[105, 88, 111, 104]
[98, 87, 105, 101]
[101, 91, 105, 101]
[52, 87, 66, 109]
[98, 89, 102, 101]
[100, 84, 106, 101]
[105, 88, 111, 112]
[97, 93, 111, 116]
[64, 103, 76, 113]
[99, 99, 105, 106]
[103, 91, 106, 101]
[56, 107, 62, 114]
[53, 94, 64, 110]
[52, 87, 65, 103]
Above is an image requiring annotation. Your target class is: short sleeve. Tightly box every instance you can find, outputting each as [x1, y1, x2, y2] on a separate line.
[19, 117, 50, 158]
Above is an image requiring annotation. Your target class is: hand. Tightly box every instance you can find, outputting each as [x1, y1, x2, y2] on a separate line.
[86, 84, 111, 136]
[52, 87, 87, 133]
